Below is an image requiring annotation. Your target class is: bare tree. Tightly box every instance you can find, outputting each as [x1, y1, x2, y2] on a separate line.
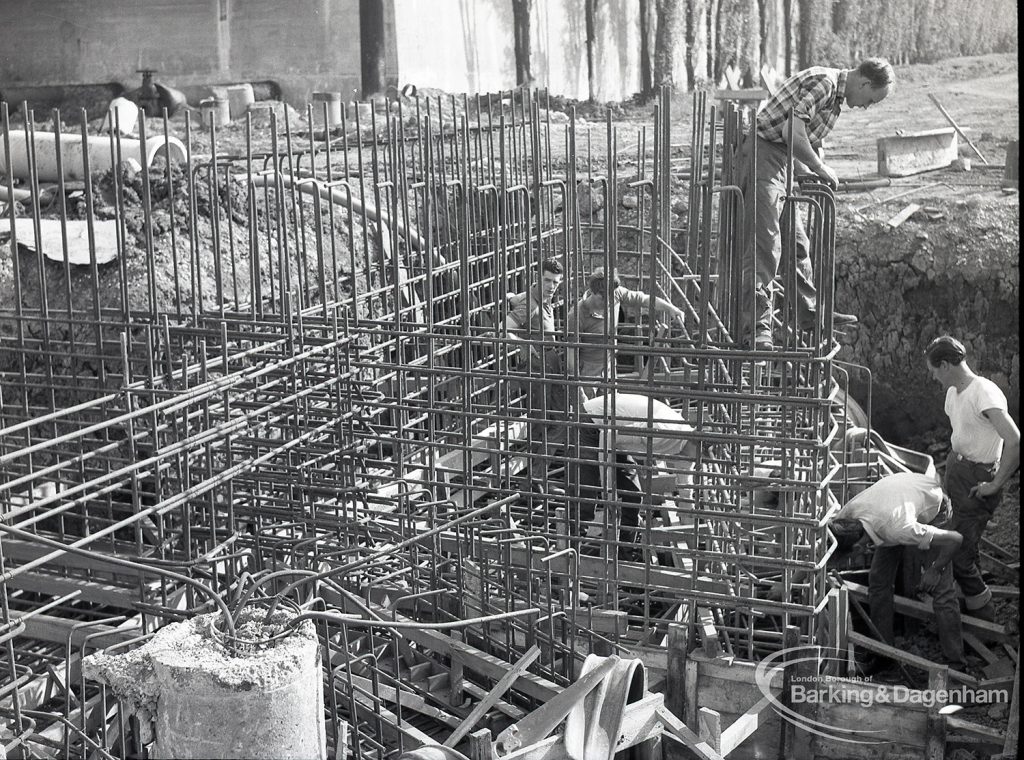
[512, 0, 533, 86]
[653, 0, 685, 90]
[687, 0, 710, 88]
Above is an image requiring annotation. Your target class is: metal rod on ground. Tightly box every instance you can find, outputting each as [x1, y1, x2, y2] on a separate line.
[927, 93, 989, 164]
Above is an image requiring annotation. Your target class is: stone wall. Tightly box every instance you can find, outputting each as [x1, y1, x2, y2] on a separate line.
[834, 194, 1019, 442]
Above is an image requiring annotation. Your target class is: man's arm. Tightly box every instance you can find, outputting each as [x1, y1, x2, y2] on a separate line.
[504, 311, 539, 362]
[782, 118, 839, 188]
[972, 408, 1020, 497]
[919, 529, 963, 593]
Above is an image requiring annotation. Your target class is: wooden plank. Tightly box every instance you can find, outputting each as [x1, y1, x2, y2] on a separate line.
[1001, 654, 1020, 756]
[8, 571, 153, 609]
[445, 645, 541, 747]
[435, 534, 734, 598]
[848, 631, 978, 686]
[345, 675, 461, 728]
[886, 203, 921, 229]
[843, 580, 1010, 641]
[698, 707, 722, 753]
[926, 667, 948, 760]
[719, 692, 774, 757]
[21, 614, 142, 649]
[946, 716, 1005, 745]
[877, 128, 958, 177]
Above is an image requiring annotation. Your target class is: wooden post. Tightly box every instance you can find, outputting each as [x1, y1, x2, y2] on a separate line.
[779, 625, 801, 756]
[467, 727, 494, 760]
[925, 667, 948, 760]
[666, 623, 687, 719]
[698, 707, 722, 753]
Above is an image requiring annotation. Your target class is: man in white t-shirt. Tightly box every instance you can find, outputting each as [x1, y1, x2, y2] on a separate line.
[572, 393, 697, 547]
[831, 471, 964, 666]
[925, 336, 1020, 622]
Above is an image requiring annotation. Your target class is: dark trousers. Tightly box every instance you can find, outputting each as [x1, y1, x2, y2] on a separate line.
[944, 452, 1000, 612]
[519, 347, 568, 479]
[571, 420, 641, 541]
[737, 137, 818, 331]
[868, 540, 964, 664]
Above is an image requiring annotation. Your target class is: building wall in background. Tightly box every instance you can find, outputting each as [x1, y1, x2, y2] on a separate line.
[0, 0, 361, 105]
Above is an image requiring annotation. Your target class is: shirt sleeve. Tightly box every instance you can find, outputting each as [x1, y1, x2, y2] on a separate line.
[882, 519, 941, 550]
[792, 75, 834, 123]
[616, 287, 653, 310]
[507, 294, 528, 332]
[975, 380, 1009, 415]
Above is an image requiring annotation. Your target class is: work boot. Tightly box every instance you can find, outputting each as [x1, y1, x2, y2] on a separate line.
[741, 287, 774, 350]
[799, 309, 859, 331]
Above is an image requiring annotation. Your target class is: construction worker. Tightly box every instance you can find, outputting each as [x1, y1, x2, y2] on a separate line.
[566, 267, 687, 400]
[504, 257, 569, 492]
[925, 335, 1020, 622]
[738, 58, 894, 350]
[572, 393, 696, 549]
[830, 471, 965, 667]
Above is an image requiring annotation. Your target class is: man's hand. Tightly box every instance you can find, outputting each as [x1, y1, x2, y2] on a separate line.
[815, 162, 839, 189]
[969, 480, 1000, 499]
[919, 565, 942, 595]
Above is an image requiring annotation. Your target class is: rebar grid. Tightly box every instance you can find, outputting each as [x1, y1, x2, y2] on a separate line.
[0, 87, 857, 757]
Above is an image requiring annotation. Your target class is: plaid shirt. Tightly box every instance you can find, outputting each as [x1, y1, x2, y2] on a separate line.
[756, 67, 848, 149]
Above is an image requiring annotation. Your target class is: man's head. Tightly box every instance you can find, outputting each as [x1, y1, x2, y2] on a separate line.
[925, 335, 967, 387]
[845, 58, 894, 109]
[828, 517, 867, 563]
[584, 267, 621, 310]
[538, 257, 564, 301]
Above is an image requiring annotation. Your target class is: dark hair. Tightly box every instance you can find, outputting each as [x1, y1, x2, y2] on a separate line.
[925, 335, 966, 367]
[829, 518, 866, 552]
[857, 58, 895, 88]
[587, 267, 621, 295]
[541, 257, 563, 276]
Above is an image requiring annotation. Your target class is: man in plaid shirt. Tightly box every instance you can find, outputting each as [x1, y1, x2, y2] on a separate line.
[738, 58, 894, 350]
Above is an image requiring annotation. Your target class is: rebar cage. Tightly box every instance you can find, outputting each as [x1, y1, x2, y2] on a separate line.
[0, 88, 858, 758]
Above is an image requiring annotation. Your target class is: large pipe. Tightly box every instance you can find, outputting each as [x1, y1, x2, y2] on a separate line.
[0, 131, 187, 182]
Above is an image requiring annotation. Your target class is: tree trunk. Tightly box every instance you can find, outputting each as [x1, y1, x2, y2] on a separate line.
[743, 0, 761, 86]
[653, 0, 684, 90]
[687, 0, 709, 88]
[585, 0, 596, 101]
[782, 0, 793, 75]
[709, 0, 722, 83]
[359, 0, 387, 97]
[757, 0, 769, 73]
[512, 0, 533, 86]
[797, 0, 814, 69]
[640, 0, 653, 95]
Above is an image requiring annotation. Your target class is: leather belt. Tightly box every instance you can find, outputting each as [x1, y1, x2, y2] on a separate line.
[953, 452, 997, 468]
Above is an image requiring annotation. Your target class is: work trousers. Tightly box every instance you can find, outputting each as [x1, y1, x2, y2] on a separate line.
[570, 419, 641, 542]
[576, 358, 610, 401]
[518, 347, 568, 480]
[868, 502, 964, 664]
[736, 136, 818, 332]
[944, 452, 1001, 612]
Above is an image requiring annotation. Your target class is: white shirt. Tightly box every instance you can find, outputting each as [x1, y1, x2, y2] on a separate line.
[836, 472, 945, 549]
[583, 394, 692, 458]
[946, 376, 1008, 464]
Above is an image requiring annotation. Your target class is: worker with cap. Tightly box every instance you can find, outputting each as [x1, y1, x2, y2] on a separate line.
[925, 334, 1020, 623]
[830, 471, 965, 667]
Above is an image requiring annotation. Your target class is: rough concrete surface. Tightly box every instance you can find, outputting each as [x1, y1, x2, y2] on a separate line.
[83, 609, 325, 759]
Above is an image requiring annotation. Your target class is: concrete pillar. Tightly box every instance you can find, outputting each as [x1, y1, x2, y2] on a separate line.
[83, 611, 326, 760]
